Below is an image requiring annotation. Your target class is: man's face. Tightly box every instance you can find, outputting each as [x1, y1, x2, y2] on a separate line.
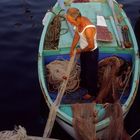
[65, 14, 77, 26]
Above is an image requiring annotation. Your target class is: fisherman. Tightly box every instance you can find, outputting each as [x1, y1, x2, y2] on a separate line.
[65, 7, 99, 99]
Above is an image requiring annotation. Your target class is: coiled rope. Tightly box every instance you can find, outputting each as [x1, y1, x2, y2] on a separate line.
[46, 58, 80, 94]
[44, 10, 68, 50]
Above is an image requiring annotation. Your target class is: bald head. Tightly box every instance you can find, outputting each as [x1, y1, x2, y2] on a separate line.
[66, 7, 81, 20]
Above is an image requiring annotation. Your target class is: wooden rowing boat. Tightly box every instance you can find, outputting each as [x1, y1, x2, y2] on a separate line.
[38, 0, 140, 139]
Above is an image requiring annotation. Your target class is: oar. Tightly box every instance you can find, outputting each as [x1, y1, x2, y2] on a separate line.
[43, 49, 76, 138]
[43, 0, 76, 137]
[107, 0, 125, 48]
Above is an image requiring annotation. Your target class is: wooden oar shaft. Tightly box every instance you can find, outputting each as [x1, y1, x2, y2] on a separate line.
[43, 104, 57, 138]
[43, 1, 76, 137]
[43, 50, 76, 138]
[54, 50, 76, 106]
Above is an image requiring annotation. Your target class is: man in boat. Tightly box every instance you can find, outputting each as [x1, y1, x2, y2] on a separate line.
[65, 7, 99, 100]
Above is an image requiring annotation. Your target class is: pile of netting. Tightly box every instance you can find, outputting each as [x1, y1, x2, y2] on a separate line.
[46, 59, 80, 93]
[97, 56, 131, 103]
[46, 55, 131, 97]
[102, 101, 131, 140]
[72, 101, 131, 140]
[72, 103, 97, 140]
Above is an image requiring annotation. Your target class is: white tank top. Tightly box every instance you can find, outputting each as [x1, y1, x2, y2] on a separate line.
[77, 25, 97, 51]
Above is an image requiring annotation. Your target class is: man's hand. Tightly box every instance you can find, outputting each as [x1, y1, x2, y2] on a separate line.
[70, 48, 81, 57]
[70, 49, 74, 57]
[76, 48, 82, 54]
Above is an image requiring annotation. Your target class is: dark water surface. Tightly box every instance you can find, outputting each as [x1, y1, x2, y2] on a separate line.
[0, 0, 139, 140]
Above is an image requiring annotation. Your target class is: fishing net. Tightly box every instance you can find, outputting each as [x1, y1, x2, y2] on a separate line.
[101, 101, 131, 140]
[71, 55, 132, 140]
[44, 14, 61, 50]
[44, 10, 67, 50]
[46, 59, 80, 94]
[97, 56, 131, 103]
[72, 101, 131, 140]
[46, 56, 131, 100]
[72, 103, 97, 140]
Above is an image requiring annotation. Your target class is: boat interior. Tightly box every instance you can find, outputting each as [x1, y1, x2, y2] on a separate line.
[43, 52, 133, 102]
[40, 0, 138, 120]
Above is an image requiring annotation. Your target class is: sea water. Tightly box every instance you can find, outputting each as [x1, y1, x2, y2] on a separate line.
[0, 0, 139, 140]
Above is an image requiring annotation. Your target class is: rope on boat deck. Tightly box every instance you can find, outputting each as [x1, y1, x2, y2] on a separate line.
[44, 10, 68, 50]
[46, 56, 80, 94]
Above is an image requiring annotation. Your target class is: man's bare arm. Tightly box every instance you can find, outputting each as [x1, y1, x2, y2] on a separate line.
[71, 31, 80, 50]
[70, 31, 80, 56]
